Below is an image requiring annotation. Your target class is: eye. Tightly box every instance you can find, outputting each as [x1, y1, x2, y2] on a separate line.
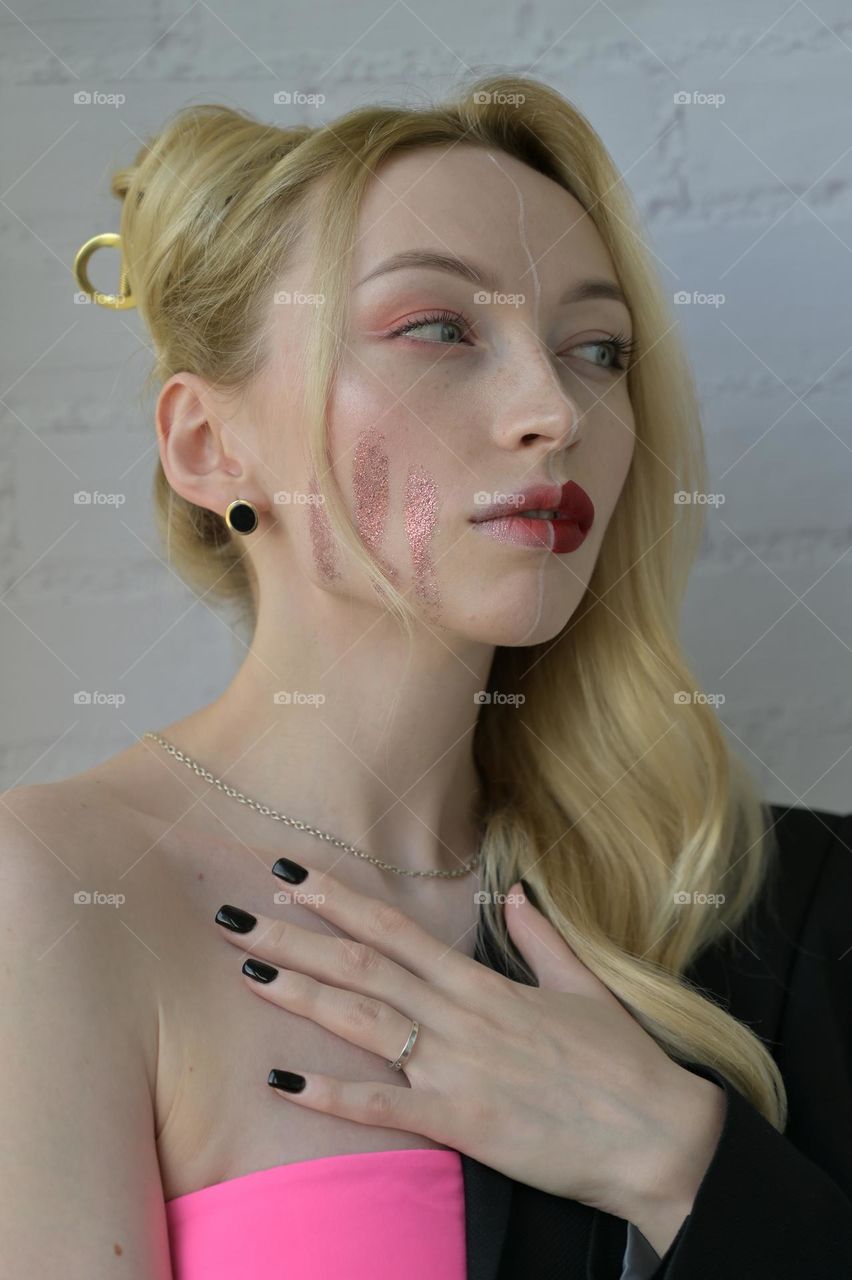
[563, 334, 637, 372]
[388, 309, 474, 345]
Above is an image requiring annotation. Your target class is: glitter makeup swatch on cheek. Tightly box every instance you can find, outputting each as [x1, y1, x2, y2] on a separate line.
[404, 463, 441, 613]
[308, 470, 341, 581]
[352, 427, 399, 587]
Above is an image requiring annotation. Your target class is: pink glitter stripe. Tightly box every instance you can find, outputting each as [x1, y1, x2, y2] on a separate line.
[353, 428, 399, 586]
[404, 464, 440, 611]
[308, 470, 340, 581]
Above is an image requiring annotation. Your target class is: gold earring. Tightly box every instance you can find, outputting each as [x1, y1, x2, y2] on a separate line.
[73, 233, 135, 310]
[224, 498, 259, 535]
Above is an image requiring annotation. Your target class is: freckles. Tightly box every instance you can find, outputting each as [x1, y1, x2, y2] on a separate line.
[352, 427, 399, 586]
[307, 469, 341, 581]
[404, 463, 441, 614]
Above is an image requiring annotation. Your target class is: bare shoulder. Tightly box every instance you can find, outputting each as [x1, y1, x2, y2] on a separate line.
[0, 775, 174, 1274]
[1, 767, 151, 883]
[0, 772, 162, 1085]
[1, 770, 128, 866]
[0, 735, 183, 870]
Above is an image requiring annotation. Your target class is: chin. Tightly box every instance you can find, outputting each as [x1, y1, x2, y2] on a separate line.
[448, 596, 579, 648]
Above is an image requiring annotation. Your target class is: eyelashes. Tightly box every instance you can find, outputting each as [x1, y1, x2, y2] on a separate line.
[388, 308, 476, 344]
[575, 329, 638, 372]
[386, 310, 638, 372]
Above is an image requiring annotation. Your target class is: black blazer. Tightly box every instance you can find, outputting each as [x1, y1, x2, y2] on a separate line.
[460, 803, 852, 1279]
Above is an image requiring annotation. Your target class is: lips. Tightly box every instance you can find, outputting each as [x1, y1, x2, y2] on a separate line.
[471, 481, 595, 533]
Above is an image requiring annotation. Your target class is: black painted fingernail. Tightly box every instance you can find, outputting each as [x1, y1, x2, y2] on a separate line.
[243, 958, 278, 983]
[271, 857, 309, 884]
[215, 904, 257, 933]
[268, 1069, 306, 1093]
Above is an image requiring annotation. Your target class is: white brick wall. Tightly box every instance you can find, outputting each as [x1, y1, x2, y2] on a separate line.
[1, 1, 850, 809]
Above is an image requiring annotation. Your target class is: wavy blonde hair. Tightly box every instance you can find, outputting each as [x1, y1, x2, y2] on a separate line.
[108, 73, 785, 1128]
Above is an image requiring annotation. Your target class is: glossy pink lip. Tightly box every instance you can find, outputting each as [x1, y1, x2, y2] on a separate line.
[470, 481, 595, 532]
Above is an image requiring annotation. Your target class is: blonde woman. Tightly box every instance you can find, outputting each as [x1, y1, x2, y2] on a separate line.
[3, 74, 850, 1280]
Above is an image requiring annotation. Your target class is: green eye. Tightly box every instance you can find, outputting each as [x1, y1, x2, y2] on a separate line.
[389, 309, 474, 345]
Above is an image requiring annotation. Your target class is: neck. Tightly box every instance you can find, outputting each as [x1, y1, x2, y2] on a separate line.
[151, 593, 496, 879]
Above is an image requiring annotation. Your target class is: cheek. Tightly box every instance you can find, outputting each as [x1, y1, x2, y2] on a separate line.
[403, 462, 441, 612]
[306, 470, 342, 583]
[331, 355, 455, 460]
[309, 415, 444, 618]
[322, 370, 450, 606]
[595, 411, 635, 506]
[349, 440, 442, 615]
[352, 426, 399, 586]
[353, 427, 389, 548]
[616, 420, 637, 492]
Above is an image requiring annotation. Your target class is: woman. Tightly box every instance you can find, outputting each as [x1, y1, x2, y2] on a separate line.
[3, 73, 850, 1278]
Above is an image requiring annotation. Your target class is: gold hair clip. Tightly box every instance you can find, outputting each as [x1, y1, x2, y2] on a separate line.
[73, 232, 136, 309]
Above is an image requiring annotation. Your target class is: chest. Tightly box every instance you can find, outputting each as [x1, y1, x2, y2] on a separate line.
[142, 826, 479, 1201]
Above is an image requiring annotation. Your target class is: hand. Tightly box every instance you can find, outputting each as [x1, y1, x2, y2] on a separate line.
[213, 860, 723, 1226]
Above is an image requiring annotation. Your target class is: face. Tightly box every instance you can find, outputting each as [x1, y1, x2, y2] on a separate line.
[248, 142, 636, 647]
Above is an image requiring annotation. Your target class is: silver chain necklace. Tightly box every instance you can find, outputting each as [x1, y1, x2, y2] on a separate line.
[143, 731, 483, 880]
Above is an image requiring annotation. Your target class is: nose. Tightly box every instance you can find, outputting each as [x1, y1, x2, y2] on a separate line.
[496, 405, 582, 454]
[489, 371, 583, 457]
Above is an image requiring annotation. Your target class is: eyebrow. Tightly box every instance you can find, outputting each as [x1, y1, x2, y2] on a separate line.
[354, 249, 629, 310]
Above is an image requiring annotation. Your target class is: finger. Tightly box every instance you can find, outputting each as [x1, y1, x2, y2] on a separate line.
[214, 904, 442, 1023]
[503, 882, 622, 1005]
[266, 1067, 433, 1136]
[270, 860, 480, 992]
[241, 960, 421, 1070]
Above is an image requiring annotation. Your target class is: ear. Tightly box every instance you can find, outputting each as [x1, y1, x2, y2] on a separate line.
[156, 373, 261, 515]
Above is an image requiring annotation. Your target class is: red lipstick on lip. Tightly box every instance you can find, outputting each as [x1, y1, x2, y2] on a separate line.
[470, 481, 595, 555]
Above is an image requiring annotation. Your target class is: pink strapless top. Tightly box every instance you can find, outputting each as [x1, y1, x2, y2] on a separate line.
[164, 1146, 467, 1279]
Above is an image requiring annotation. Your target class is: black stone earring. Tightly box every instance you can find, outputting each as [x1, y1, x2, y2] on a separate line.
[224, 498, 259, 535]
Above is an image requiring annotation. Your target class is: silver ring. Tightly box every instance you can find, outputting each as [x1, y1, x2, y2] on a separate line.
[387, 1018, 420, 1071]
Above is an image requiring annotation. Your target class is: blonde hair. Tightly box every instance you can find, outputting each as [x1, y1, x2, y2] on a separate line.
[108, 73, 785, 1128]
